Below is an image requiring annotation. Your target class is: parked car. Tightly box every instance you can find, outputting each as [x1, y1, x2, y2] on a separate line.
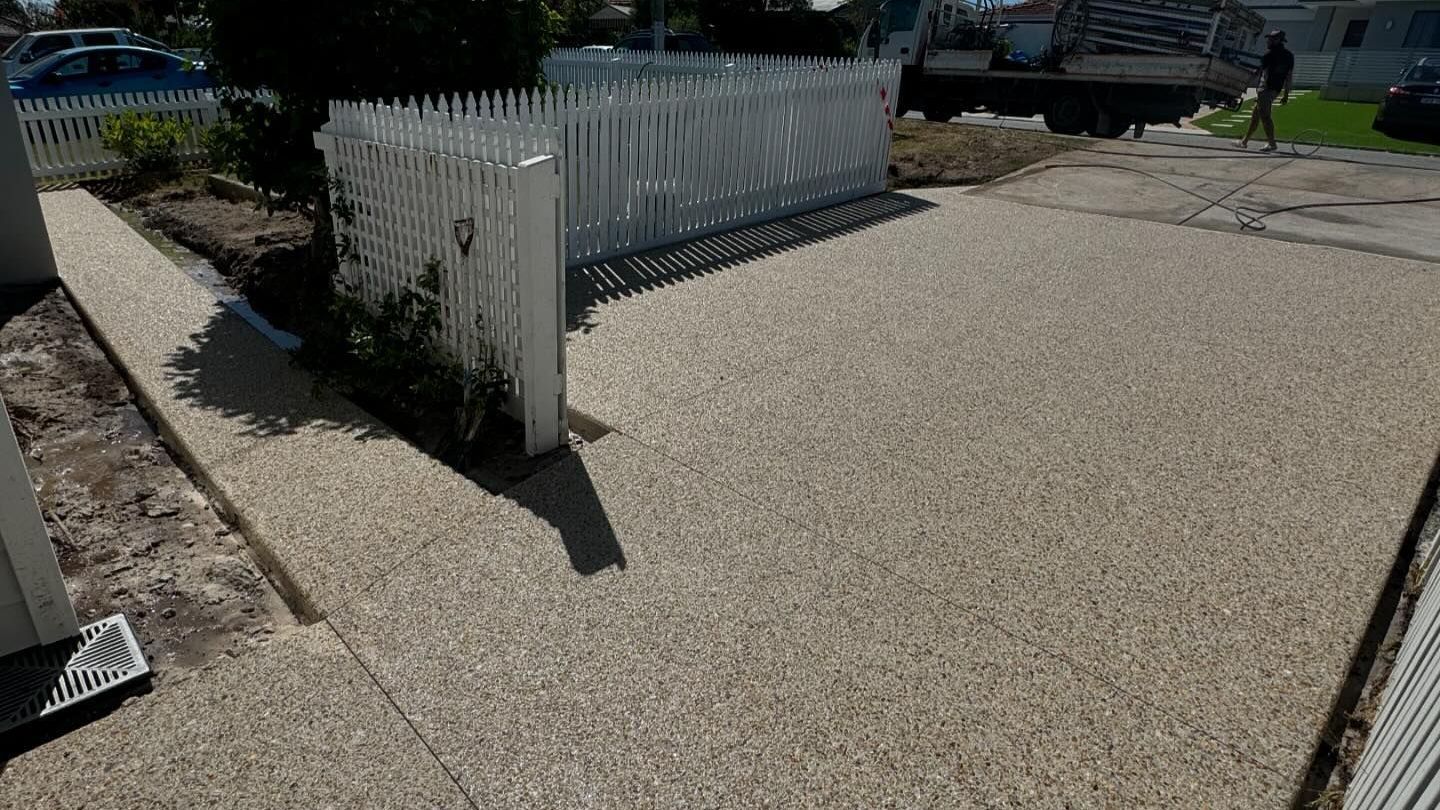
[1373, 59, 1440, 143]
[8, 46, 212, 100]
[2, 28, 170, 75]
[614, 31, 714, 52]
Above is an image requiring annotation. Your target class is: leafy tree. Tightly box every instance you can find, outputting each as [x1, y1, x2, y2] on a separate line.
[548, 0, 607, 47]
[631, 0, 853, 57]
[202, 0, 556, 266]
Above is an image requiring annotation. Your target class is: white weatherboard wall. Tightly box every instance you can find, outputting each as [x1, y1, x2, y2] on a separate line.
[0, 394, 79, 658]
[1346, 532, 1440, 808]
[15, 89, 267, 183]
[333, 58, 901, 267]
[313, 126, 568, 455]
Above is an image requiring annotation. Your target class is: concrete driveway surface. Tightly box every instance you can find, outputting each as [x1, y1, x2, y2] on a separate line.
[11, 182, 1439, 807]
[558, 190, 1440, 805]
[976, 139, 1440, 263]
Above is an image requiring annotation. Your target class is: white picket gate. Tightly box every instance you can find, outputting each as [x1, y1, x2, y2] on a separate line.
[313, 127, 568, 455]
[543, 47, 865, 86]
[329, 58, 900, 266]
[14, 89, 267, 182]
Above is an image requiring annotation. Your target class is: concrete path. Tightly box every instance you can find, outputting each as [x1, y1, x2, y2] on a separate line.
[564, 191, 1440, 801]
[975, 138, 1440, 263]
[10, 186, 1439, 806]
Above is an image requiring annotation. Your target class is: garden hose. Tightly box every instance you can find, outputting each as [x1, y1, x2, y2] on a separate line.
[1030, 161, 1440, 232]
[1031, 128, 1440, 231]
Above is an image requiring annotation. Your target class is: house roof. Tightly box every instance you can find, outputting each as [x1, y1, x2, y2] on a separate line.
[1002, 0, 1057, 19]
[590, 4, 635, 21]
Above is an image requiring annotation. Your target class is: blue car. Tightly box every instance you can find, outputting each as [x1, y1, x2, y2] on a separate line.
[7, 46, 213, 100]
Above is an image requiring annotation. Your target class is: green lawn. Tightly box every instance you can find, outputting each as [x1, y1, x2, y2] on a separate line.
[1192, 92, 1440, 155]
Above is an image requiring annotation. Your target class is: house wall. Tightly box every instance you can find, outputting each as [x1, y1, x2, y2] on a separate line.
[1360, 1, 1440, 49]
[1321, 6, 1373, 50]
[1246, 3, 1330, 51]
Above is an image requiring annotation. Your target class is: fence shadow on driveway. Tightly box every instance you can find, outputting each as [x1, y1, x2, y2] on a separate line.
[163, 310, 389, 442]
[503, 451, 626, 576]
[567, 192, 939, 333]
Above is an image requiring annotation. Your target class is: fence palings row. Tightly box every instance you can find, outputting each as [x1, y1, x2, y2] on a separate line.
[14, 89, 268, 182]
[325, 59, 901, 265]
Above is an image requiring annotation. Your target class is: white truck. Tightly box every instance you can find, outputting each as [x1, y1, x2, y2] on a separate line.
[861, 0, 1266, 137]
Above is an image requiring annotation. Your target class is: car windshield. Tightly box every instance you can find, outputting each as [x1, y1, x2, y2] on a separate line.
[1, 38, 23, 59]
[1406, 64, 1440, 83]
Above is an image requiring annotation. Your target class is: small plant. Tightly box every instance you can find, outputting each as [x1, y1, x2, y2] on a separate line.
[100, 110, 192, 174]
[295, 258, 508, 462]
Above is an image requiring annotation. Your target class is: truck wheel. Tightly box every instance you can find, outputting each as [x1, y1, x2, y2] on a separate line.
[1086, 114, 1132, 139]
[923, 105, 955, 123]
[1043, 95, 1096, 136]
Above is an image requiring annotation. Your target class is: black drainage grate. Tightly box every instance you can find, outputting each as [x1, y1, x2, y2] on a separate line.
[0, 614, 150, 735]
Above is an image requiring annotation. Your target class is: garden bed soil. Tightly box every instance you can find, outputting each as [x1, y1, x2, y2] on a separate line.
[0, 286, 298, 689]
[121, 181, 317, 336]
[889, 119, 1074, 189]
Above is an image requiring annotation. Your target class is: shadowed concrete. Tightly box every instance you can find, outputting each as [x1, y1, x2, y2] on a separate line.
[39, 190, 512, 619]
[566, 191, 1440, 794]
[331, 434, 1290, 808]
[1, 625, 472, 809]
[973, 139, 1440, 262]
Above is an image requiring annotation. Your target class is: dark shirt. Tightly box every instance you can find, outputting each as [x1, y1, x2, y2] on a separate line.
[1261, 47, 1294, 91]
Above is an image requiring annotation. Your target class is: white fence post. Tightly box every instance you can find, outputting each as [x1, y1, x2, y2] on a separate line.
[0, 394, 79, 658]
[514, 154, 568, 455]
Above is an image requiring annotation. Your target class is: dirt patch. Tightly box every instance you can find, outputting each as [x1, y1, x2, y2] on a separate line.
[122, 182, 315, 335]
[889, 119, 1074, 189]
[0, 286, 298, 685]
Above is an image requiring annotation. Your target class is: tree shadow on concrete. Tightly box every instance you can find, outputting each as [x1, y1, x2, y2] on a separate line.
[163, 310, 390, 442]
[567, 192, 940, 333]
[503, 449, 626, 576]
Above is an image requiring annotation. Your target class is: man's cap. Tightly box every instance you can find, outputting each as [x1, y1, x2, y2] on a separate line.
[1266, 29, 1286, 41]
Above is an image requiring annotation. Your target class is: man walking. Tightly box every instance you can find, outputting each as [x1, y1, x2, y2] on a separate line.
[1236, 29, 1294, 152]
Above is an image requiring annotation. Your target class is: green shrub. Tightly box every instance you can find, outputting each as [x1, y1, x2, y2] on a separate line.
[295, 258, 508, 463]
[100, 110, 192, 174]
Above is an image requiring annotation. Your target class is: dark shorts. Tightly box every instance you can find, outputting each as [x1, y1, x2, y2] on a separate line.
[1255, 89, 1278, 119]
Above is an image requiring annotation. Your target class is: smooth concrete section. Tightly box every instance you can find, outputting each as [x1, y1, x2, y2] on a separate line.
[40, 190, 510, 618]
[1, 624, 472, 809]
[565, 192, 1440, 786]
[1188, 182, 1440, 264]
[332, 434, 1290, 808]
[974, 139, 1440, 262]
[981, 164, 1245, 225]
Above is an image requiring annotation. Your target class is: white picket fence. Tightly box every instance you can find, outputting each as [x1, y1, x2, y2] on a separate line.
[543, 47, 867, 86]
[14, 89, 259, 182]
[312, 129, 568, 455]
[329, 59, 900, 266]
[1345, 530, 1440, 808]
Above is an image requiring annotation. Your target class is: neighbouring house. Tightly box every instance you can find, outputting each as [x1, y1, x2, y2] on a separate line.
[998, 0, 1056, 57]
[0, 19, 23, 52]
[589, 0, 635, 36]
[1240, 0, 1440, 98]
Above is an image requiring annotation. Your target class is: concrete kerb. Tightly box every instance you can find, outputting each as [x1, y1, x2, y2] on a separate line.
[58, 277, 326, 624]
